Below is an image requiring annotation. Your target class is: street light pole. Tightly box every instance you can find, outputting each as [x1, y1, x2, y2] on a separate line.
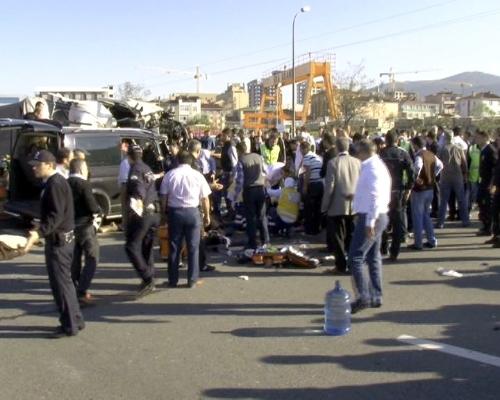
[291, 6, 310, 138]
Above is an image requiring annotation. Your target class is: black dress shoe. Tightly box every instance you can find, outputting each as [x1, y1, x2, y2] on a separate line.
[49, 326, 77, 339]
[371, 299, 383, 308]
[137, 279, 156, 298]
[477, 230, 491, 237]
[484, 236, 497, 245]
[423, 242, 436, 249]
[55, 324, 85, 332]
[351, 300, 370, 314]
[323, 268, 350, 276]
[200, 265, 216, 272]
[187, 280, 203, 288]
[407, 244, 423, 251]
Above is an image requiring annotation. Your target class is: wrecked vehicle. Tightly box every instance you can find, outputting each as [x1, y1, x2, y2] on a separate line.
[1, 118, 168, 221]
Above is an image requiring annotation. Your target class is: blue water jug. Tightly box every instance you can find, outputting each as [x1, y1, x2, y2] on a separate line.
[324, 280, 351, 336]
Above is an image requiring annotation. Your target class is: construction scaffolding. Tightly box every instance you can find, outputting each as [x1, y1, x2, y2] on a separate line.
[244, 53, 339, 130]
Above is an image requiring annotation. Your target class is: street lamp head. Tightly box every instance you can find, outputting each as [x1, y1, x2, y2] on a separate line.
[301, 5, 311, 12]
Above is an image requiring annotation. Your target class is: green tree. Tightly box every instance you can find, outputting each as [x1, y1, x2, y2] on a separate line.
[471, 103, 496, 118]
[187, 114, 210, 127]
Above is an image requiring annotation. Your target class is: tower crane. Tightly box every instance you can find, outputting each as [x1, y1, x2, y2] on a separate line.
[142, 65, 208, 94]
[379, 68, 439, 94]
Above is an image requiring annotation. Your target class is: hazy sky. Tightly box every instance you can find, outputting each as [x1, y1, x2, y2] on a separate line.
[1, 0, 499, 97]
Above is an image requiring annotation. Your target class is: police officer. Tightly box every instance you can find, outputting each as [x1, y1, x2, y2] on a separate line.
[23, 150, 84, 338]
[125, 145, 159, 297]
[68, 158, 100, 305]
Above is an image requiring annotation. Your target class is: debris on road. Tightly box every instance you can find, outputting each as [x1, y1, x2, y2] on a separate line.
[436, 267, 463, 278]
[238, 275, 249, 281]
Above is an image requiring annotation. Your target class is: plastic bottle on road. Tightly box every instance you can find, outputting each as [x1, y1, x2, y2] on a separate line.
[324, 280, 351, 336]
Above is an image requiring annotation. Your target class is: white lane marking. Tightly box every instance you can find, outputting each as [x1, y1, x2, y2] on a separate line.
[397, 334, 500, 368]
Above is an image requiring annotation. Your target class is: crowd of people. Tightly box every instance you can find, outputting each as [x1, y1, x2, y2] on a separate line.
[20, 122, 500, 336]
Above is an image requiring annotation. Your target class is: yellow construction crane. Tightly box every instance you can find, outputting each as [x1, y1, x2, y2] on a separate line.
[244, 54, 339, 130]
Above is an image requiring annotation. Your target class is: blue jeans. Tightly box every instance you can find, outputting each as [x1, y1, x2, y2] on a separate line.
[411, 189, 436, 248]
[466, 181, 479, 210]
[349, 213, 388, 304]
[438, 178, 469, 227]
[168, 207, 201, 285]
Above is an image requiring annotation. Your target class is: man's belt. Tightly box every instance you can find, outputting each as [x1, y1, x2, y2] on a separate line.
[48, 230, 74, 245]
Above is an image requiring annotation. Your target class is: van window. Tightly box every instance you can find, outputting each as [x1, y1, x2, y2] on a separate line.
[0, 127, 17, 157]
[14, 133, 58, 159]
[74, 136, 120, 167]
[135, 138, 161, 172]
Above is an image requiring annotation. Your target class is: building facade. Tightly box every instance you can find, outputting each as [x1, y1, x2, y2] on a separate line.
[201, 103, 225, 130]
[170, 92, 218, 104]
[37, 86, 114, 101]
[399, 101, 439, 119]
[165, 96, 201, 123]
[247, 80, 262, 109]
[455, 92, 500, 118]
[217, 83, 249, 112]
[425, 91, 459, 116]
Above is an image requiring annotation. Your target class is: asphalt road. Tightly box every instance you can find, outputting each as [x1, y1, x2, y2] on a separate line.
[0, 217, 499, 400]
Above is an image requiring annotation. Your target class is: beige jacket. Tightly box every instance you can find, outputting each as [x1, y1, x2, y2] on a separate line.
[321, 153, 361, 216]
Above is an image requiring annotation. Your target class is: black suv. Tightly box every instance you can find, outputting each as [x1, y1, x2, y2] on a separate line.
[1, 119, 168, 221]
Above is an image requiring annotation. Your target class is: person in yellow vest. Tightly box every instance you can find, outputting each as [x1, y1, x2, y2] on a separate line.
[467, 140, 481, 211]
[276, 177, 300, 237]
[260, 131, 281, 166]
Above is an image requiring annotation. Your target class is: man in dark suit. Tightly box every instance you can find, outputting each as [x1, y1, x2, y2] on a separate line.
[68, 158, 100, 305]
[23, 150, 84, 338]
[475, 130, 498, 236]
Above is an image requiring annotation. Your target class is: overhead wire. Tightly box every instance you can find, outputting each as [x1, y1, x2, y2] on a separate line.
[139, 0, 460, 90]
[141, 5, 500, 91]
[207, 7, 500, 77]
[197, 0, 460, 69]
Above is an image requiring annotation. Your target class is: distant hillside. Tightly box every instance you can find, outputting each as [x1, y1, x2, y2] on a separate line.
[378, 71, 500, 98]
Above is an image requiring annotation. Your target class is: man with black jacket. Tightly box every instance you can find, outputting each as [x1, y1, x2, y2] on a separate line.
[487, 130, 500, 247]
[125, 145, 160, 297]
[380, 131, 414, 260]
[68, 159, 100, 305]
[23, 150, 84, 338]
[218, 128, 238, 217]
[475, 130, 498, 236]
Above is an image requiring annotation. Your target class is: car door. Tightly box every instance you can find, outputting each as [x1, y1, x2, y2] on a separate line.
[68, 133, 122, 217]
[5, 126, 60, 218]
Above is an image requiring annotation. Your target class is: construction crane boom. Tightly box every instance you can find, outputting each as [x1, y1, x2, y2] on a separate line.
[379, 68, 439, 93]
[141, 65, 207, 93]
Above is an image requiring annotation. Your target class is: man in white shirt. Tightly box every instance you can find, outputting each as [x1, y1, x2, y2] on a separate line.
[349, 140, 391, 314]
[451, 126, 468, 152]
[160, 151, 211, 288]
[55, 148, 73, 179]
[118, 140, 131, 230]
